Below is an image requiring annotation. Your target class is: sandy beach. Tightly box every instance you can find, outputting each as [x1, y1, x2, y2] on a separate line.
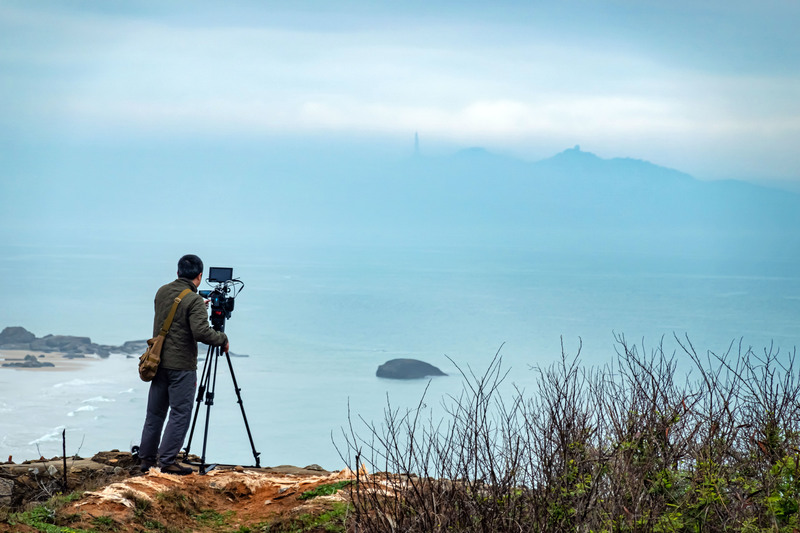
[0, 349, 101, 372]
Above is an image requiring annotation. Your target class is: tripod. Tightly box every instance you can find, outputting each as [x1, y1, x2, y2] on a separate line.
[183, 323, 261, 474]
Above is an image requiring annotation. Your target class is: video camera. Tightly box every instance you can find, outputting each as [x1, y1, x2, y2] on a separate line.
[199, 267, 244, 330]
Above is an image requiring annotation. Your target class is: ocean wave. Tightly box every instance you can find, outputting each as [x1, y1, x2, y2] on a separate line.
[53, 378, 112, 388]
[67, 405, 98, 417]
[82, 396, 115, 403]
[29, 426, 66, 445]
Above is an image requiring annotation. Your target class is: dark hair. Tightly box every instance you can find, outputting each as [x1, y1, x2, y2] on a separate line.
[177, 254, 204, 280]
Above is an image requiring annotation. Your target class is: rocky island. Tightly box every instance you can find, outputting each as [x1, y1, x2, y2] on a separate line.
[0, 326, 146, 359]
[0, 326, 249, 371]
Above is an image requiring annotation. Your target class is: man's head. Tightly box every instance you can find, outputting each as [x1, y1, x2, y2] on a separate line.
[177, 254, 204, 282]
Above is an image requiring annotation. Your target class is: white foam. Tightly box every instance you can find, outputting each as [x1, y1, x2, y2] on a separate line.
[53, 378, 112, 389]
[29, 426, 66, 445]
[66, 405, 98, 417]
[82, 396, 115, 403]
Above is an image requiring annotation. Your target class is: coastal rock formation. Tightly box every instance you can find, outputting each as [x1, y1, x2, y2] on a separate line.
[30, 335, 94, 354]
[0, 326, 145, 358]
[0, 326, 35, 347]
[0, 327, 248, 367]
[1, 354, 55, 368]
[376, 358, 447, 380]
[120, 340, 148, 353]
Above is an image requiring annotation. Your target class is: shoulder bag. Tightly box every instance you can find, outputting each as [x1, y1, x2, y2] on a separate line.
[138, 287, 193, 381]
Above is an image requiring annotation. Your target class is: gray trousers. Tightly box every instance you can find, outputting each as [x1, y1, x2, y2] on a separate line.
[138, 368, 196, 466]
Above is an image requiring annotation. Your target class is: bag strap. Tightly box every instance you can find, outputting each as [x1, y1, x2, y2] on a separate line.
[158, 288, 193, 337]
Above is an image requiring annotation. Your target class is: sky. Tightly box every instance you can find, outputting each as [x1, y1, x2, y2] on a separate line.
[1, 0, 799, 187]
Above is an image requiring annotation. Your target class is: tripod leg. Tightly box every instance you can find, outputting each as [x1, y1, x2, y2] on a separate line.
[223, 352, 262, 468]
[198, 345, 221, 474]
[183, 344, 214, 460]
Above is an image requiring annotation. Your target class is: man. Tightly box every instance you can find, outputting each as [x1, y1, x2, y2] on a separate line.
[138, 254, 229, 475]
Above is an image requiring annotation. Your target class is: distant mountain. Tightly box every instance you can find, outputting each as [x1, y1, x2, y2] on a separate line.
[8, 139, 797, 260]
[523, 146, 797, 231]
[340, 145, 800, 255]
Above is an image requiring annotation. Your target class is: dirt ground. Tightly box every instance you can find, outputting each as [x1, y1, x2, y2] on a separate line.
[0, 451, 359, 532]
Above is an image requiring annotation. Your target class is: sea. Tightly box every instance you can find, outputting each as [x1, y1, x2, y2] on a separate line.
[1, 240, 798, 470]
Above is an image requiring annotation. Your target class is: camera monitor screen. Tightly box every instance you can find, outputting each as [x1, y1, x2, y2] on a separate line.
[207, 267, 233, 283]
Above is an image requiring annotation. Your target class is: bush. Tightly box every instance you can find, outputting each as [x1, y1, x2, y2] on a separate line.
[337, 335, 800, 532]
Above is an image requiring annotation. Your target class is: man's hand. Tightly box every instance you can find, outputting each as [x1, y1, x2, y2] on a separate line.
[223, 342, 230, 354]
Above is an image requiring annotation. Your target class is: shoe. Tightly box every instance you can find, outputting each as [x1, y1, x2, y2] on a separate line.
[139, 460, 156, 473]
[159, 463, 193, 476]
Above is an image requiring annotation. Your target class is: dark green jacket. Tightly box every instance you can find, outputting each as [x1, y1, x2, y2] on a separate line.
[153, 278, 228, 371]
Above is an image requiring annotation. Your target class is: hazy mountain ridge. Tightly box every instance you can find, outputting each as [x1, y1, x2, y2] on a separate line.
[3, 142, 798, 255]
[370, 145, 800, 242]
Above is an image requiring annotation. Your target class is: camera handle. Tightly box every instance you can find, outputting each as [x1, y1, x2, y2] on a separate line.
[183, 326, 261, 474]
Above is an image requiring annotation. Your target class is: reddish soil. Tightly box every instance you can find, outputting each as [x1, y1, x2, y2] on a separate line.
[0, 451, 357, 532]
[67, 468, 352, 532]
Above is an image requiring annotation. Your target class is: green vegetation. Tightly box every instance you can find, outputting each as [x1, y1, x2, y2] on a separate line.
[194, 508, 235, 527]
[298, 481, 353, 501]
[139, 519, 181, 532]
[123, 490, 151, 521]
[90, 514, 117, 531]
[7, 491, 87, 533]
[155, 487, 198, 515]
[252, 502, 350, 532]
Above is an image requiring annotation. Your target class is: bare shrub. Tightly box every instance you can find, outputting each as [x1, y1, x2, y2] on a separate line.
[337, 335, 800, 532]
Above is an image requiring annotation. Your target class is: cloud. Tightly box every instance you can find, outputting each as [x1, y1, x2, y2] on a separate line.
[1, 1, 799, 181]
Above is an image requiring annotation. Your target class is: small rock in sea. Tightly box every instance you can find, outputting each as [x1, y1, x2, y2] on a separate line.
[376, 358, 447, 380]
